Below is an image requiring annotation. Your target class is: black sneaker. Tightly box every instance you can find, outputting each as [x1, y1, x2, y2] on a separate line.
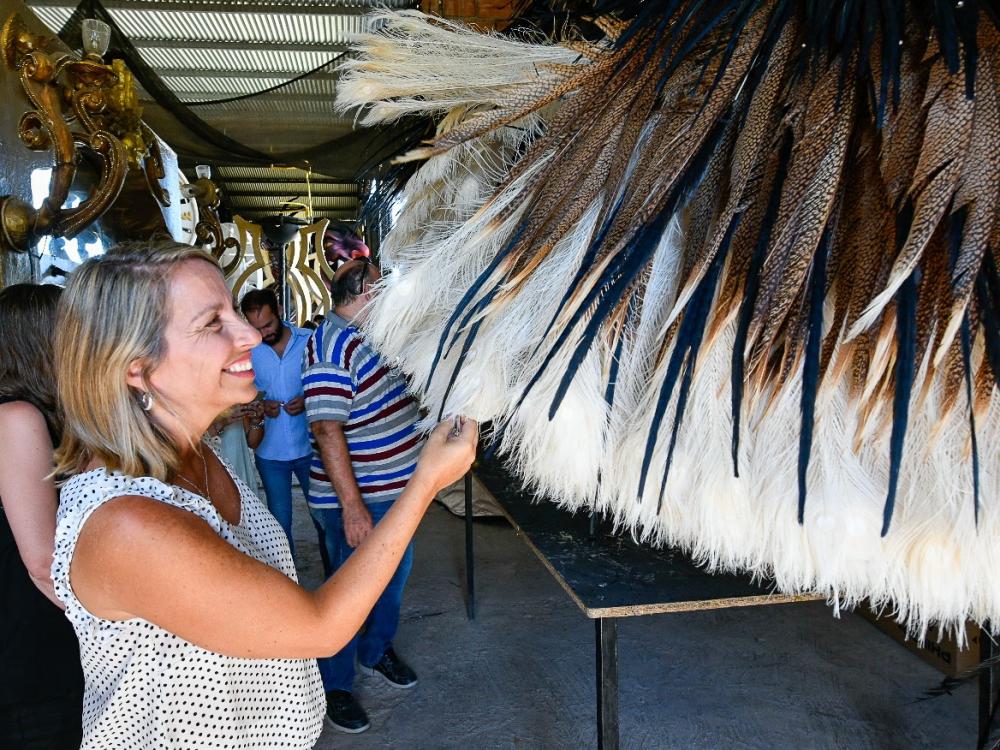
[325, 690, 370, 734]
[360, 647, 418, 689]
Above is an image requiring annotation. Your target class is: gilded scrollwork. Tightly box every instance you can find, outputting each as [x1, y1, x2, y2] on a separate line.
[229, 217, 273, 298]
[285, 218, 331, 326]
[226, 216, 334, 327]
[0, 11, 167, 255]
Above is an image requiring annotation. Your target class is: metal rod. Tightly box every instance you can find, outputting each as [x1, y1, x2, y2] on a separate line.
[464, 471, 475, 620]
[596, 617, 620, 750]
[277, 242, 290, 317]
[980, 620, 996, 749]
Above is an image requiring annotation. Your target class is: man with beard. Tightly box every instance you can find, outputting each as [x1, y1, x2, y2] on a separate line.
[240, 288, 313, 557]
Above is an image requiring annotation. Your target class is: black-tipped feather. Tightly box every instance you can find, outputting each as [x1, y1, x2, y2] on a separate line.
[960, 313, 982, 524]
[882, 202, 918, 537]
[731, 130, 794, 477]
[797, 223, 832, 524]
[656, 220, 736, 509]
[425, 226, 527, 390]
[978, 252, 1000, 391]
[948, 206, 982, 523]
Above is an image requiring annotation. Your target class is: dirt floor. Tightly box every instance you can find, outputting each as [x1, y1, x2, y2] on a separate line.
[285, 486, 978, 750]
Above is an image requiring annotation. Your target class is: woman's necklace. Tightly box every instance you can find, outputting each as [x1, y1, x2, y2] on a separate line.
[174, 445, 212, 502]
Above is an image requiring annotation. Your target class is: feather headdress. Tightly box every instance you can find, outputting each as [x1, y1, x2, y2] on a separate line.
[337, 3, 1000, 639]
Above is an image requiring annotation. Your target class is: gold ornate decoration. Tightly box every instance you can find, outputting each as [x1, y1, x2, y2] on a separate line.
[0, 12, 166, 254]
[227, 216, 333, 326]
[183, 169, 242, 273]
[285, 217, 331, 326]
[228, 216, 271, 295]
[190, 177, 222, 247]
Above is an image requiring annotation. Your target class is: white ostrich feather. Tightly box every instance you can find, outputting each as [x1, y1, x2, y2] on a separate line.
[336, 11, 584, 126]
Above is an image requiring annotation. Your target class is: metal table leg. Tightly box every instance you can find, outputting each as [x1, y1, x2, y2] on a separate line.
[980, 621, 996, 748]
[596, 617, 620, 750]
[464, 471, 475, 620]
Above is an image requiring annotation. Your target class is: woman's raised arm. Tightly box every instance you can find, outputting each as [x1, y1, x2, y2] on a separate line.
[69, 418, 476, 659]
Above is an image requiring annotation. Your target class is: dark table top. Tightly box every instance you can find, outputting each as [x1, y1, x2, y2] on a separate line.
[474, 461, 820, 618]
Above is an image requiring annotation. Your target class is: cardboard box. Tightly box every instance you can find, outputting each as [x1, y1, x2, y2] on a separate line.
[859, 605, 981, 676]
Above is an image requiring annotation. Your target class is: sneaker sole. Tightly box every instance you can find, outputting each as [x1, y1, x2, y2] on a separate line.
[358, 664, 418, 689]
[325, 714, 371, 734]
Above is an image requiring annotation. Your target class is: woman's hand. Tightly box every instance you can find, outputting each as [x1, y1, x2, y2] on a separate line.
[412, 417, 478, 494]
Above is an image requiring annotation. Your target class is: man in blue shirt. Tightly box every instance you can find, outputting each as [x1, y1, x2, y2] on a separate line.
[240, 289, 313, 557]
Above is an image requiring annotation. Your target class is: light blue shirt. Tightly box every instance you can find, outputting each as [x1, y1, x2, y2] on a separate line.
[250, 325, 313, 461]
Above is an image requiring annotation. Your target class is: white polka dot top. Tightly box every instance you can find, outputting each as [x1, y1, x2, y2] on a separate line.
[52, 447, 325, 749]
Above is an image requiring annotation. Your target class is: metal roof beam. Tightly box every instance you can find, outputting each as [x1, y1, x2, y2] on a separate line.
[27, 0, 409, 16]
[234, 211, 359, 220]
[162, 92, 338, 104]
[132, 38, 350, 53]
[224, 190, 360, 197]
[229, 198, 358, 206]
[217, 177, 358, 187]
[160, 68, 339, 81]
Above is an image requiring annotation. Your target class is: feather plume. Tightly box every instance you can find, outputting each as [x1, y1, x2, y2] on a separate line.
[339, 4, 1000, 639]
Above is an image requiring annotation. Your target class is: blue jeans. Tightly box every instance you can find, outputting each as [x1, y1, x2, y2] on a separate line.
[254, 454, 312, 559]
[311, 500, 413, 692]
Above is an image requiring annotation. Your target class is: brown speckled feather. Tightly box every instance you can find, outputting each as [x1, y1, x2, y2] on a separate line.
[853, 41, 975, 332]
[876, 28, 930, 207]
[937, 38, 1000, 361]
[747, 55, 856, 378]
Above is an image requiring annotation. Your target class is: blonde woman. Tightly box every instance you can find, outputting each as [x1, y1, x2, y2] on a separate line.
[51, 242, 476, 749]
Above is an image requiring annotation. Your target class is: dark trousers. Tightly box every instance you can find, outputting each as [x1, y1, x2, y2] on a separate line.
[311, 500, 413, 692]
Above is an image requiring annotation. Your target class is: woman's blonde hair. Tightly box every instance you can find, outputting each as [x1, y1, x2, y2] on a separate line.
[54, 240, 220, 480]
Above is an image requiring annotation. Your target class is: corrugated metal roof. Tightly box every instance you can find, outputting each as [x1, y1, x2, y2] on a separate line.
[216, 166, 346, 181]
[137, 47, 336, 74]
[106, 8, 368, 45]
[24, 0, 402, 220]
[27, 1, 380, 99]
[29, 4, 377, 44]
[29, 5, 74, 26]
[236, 209, 359, 221]
[229, 195, 358, 209]
[159, 74, 337, 96]
[226, 183, 358, 195]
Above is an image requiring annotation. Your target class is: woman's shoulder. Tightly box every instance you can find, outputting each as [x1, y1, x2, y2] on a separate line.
[0, 399, 46, 430]
[60, 468, 225, 533]
[60, 469, 176, 515]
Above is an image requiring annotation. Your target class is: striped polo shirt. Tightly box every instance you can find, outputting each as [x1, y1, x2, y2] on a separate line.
[302, 313, 423, 509]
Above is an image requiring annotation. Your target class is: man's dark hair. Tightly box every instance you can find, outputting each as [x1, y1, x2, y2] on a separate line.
[331, 263, 372, 307]
[240, 288, 279, 317]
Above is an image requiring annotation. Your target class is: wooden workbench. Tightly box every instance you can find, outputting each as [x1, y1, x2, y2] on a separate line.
[468, 459, 819, 749]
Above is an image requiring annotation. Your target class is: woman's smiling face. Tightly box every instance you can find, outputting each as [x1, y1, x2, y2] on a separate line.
[140, 259, 262, 434]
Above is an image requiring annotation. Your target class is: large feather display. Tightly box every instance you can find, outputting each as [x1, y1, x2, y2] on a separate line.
[337, 3, 1000, 639]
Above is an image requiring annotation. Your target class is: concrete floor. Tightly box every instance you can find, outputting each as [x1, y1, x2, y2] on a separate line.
[285, 488, 977, 750]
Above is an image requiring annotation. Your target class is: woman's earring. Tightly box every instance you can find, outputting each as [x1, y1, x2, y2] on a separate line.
[140, 390, 155, 411]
